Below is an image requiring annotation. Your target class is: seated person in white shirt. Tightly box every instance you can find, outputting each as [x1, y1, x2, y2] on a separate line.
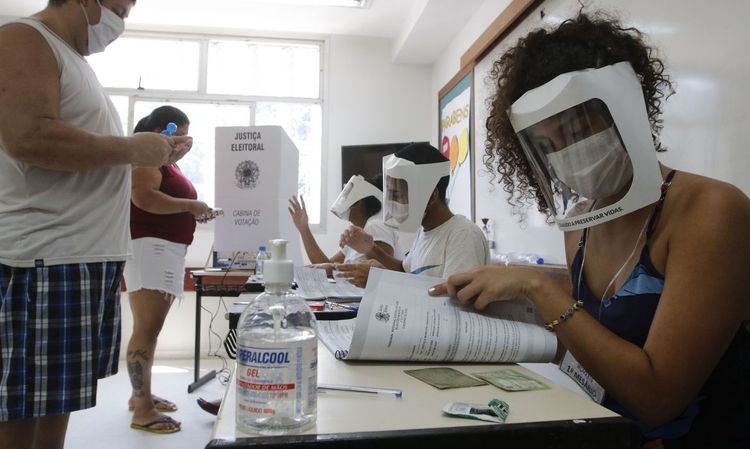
[338, 142, 489, 287]
[288, 174, 404, 266]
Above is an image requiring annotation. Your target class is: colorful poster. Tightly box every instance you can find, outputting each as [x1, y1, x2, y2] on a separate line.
[439, 71, 473, 220]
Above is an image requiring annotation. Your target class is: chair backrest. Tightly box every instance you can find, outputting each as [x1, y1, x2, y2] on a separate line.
[223, 328, 237, 360]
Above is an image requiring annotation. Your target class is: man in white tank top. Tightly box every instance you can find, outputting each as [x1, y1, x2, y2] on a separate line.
[0, 0, 192, 445]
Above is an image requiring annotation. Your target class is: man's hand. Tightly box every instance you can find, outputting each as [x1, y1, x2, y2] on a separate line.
[129, 133, 173, 167]
[128, 133, 193, 167]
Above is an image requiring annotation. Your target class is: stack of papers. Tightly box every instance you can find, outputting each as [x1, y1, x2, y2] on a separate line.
[317, 268, 557, 363]
[294, 266, 364, 303]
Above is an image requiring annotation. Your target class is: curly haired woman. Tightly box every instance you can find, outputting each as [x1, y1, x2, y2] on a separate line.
[430, 11, 750, 448]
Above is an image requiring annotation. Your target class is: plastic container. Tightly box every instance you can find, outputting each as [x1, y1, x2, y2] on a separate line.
[160, 122, 177, 136]
[493, 253, 511, 265]
[516, 253, 544, 264]
[236, 239, 318, 435]
[254, 246, 268, 281]
[493, 253, 544, 265]
[480, 218, 496, 250]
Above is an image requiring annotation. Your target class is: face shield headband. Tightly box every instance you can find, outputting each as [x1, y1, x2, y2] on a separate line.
[508, 62, 663, 231]
[329, 175, 383, 221]
[382, 155, 450, 232]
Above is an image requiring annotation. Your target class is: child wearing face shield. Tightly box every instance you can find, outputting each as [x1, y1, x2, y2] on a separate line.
[337, 143, 490, 288]
[429, 11, 750, 448]
[288, 175, 404, 269]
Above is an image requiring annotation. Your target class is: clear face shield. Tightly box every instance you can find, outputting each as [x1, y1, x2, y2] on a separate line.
[329, 175, 383, 221]
[509, 62, 663, 231]
[382, 155, 450, 232]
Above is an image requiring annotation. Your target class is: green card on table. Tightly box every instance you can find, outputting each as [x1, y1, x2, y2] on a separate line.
[404, 367, 487, 389]
[472, 369, 550, 391]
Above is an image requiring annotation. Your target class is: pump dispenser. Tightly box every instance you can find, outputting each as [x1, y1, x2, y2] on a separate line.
[235, 239, 318, 435]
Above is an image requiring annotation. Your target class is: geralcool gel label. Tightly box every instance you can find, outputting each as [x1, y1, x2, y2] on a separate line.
[236, 339, 317, 419]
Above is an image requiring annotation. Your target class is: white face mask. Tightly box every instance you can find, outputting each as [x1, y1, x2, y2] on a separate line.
[546, 125, 634, 199]
[80, 0, 125, 55]
[336, 207, 351, 222]
[384, 200, 409, 226]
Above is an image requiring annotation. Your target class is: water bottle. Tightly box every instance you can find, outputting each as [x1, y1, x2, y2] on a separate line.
[493, 253, 511, 265]
[255, 246, 268, 281]
[496, 252, 544, 265]
[480, 218, 495, 250]
[236, 239, 318, 435]
[520, 253, 544, 264]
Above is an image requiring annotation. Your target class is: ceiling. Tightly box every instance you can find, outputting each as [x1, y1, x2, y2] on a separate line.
[0, 0, 487, 65]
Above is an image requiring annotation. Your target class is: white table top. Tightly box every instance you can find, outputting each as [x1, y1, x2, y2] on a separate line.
[211, 340, 619, 442]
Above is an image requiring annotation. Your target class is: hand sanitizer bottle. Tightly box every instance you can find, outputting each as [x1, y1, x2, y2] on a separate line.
[236, 239, 318, 435]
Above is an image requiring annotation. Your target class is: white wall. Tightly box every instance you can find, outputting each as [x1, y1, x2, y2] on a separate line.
[311, 34, 432, 257]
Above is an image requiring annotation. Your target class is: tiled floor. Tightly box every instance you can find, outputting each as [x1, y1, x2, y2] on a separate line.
[65, 357, 232, 449]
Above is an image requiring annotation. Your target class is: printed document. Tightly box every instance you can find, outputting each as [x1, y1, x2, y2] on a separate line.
[294, 266, 364, 301]
[317, 268, 557, 363]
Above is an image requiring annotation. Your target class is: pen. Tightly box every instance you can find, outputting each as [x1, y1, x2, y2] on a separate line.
[325, 301, 359, 312]
[318, 383, 402, 398]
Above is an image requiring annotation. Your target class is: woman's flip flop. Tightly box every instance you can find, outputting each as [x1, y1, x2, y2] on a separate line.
[130, 417, 181, 434]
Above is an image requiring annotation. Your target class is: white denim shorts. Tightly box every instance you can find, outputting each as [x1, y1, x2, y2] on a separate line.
[124, 237, 187, 300]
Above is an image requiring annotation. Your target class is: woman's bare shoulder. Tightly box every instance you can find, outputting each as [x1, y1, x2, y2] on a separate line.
[667, 171, 750, 219]
[657, 170, 750, 251]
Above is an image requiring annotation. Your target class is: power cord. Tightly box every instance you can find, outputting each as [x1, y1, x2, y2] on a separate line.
[200, 250, 244, 386]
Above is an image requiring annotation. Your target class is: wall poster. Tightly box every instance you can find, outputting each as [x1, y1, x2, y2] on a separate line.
[439, 69, 474, 221]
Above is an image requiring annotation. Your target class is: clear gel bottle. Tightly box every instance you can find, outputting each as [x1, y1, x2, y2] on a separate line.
[236, 239, 318, 435]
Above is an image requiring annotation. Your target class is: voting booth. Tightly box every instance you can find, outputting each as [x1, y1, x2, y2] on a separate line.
[214, 125, 303, 265]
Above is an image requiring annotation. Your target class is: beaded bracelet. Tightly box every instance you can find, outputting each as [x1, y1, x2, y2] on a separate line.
[543, 300, 584, 332]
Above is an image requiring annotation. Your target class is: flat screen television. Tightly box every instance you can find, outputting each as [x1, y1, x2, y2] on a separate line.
[340, 142, 428, 188]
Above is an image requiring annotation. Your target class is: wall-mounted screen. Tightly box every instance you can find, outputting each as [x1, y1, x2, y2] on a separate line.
[341, 142, 427, 188]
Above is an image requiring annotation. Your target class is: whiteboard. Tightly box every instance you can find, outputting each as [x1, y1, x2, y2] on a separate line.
[473, 0, 750, 265]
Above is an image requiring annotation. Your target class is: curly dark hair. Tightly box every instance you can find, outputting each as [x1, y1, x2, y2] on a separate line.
[483, 10, 674, 221]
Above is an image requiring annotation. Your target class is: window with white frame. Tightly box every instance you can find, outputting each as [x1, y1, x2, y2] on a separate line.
[87, 34, 324, 225]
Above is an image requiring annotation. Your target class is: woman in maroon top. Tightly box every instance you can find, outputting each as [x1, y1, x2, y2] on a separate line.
[123, 106, 212, 434]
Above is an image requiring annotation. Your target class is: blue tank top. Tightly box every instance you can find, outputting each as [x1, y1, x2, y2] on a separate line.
[570, 171, 750, 447]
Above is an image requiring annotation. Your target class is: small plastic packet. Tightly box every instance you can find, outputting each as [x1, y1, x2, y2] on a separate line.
[442, 398, 510, 423]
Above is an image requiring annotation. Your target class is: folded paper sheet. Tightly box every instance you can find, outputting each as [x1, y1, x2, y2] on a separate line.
[318, 268, 557, 363]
